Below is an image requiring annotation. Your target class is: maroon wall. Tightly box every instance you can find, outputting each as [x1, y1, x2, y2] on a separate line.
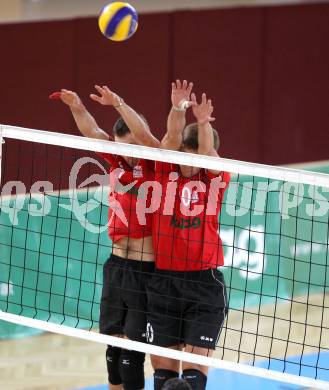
[0, 3, 328, 170]
[172, 8, 264, 162]
[262, 4, 329, 164]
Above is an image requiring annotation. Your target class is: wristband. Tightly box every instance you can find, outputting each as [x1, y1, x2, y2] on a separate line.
[114, 98, 124, 108]
[172, 105, 186, 112]
[172, 99, 189, 112]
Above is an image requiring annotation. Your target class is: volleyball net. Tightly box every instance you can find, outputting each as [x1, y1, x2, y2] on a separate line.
[0, 124, 328, 389]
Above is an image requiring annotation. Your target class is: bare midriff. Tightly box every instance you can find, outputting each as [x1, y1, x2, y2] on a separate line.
[112, 236, 154, 262]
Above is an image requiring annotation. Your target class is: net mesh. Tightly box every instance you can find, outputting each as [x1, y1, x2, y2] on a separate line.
[0, 125, 328, 387]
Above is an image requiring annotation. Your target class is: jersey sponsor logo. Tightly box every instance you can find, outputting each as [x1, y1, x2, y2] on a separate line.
[133, 165, 143, 178]
[170, 214, 201, 230]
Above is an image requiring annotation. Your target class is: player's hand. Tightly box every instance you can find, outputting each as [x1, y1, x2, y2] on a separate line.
[49, 89, 82, 109]
[191, 93, 215, 125]
[90, 85, 122, 107]
[171, 79, 195, 110]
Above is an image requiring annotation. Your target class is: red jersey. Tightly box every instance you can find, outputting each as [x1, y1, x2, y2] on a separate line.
[153, 162, 230, 271]
[98, 152, 154, 242]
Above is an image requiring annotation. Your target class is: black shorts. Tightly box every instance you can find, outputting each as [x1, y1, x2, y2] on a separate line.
[99, 254, 155, 342]
[146, 268, 228, 350]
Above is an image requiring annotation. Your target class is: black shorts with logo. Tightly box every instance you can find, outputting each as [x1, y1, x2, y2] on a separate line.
[146, 268, 228, 350]
[99, 254, 155, 342]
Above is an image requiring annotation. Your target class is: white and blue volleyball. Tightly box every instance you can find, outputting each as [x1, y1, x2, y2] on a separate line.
[98, 2, 138, 42]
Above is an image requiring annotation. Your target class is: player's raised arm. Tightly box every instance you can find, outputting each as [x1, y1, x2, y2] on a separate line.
[191, 92, 217, 157]
[50, 89, 109, 140]
[161, 79, 194, 150]
[90, 85, 159, 148]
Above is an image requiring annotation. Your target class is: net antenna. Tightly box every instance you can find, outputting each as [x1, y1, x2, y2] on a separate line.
[0, 124, 328, 390]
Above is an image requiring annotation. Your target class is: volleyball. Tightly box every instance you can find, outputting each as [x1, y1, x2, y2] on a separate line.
[98, 2, 138, 42]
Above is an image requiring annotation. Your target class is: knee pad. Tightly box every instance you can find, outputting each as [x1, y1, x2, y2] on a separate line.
[182, 369, 207, 390]
[119, 349, 145, 390]
[153, 369, 179, 390]
[105, 345, 122, 385]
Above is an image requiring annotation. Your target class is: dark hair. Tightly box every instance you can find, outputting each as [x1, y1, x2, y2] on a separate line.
[112, 117, 130, 137]
[161, 378, 192, 390]
[182, 123, 220, 151]
[112, 115, 148, 138]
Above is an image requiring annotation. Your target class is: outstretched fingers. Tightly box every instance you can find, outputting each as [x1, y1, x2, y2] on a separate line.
[186, 81, 193, 95]
[90, 85, 108, 103]
[190, 92, 198, 106]
[201, 92, 207, 106]
[208, 102, 215, 122]
[102, 85, 113, 94]
[174, 79, 193, 93]
[94, 84, 105, 94]
[89, 93, 101, 102]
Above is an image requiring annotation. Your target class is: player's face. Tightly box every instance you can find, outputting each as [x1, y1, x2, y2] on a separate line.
[179, 146, 200, 177]
[115, 133, 139, 166]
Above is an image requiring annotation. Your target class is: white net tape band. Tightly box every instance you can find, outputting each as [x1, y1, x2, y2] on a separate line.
[0, 311, 328, 389]
[1, 124, 329, 187]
